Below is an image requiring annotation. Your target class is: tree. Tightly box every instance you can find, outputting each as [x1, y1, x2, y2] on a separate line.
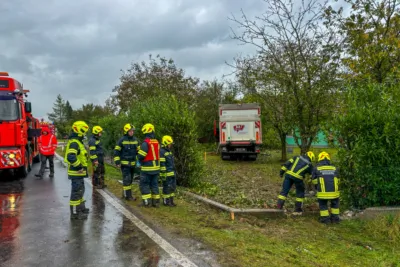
[111, 54, 200, 112]
[230, 0, 342, 154]
[194, 80, 240, 142]
[330, 80, 400, 208]
[71, 103, 113, 126]
[64, 101, 73, 121]
[47, 94, 68, 137]
[326, 0, 400, 83]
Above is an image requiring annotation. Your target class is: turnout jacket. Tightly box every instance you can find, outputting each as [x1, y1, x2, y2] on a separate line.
[88, 135, 104, 164]
[114, 135, 139, 167]
[312, 160, 340, 199]
[280, 155, 313, 180]
[64, 133, 88, 178]
[137, 132, 160, 174]
[160, 146, 175, 177]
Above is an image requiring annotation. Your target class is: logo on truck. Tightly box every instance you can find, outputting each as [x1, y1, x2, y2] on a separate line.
[233, 124, 245, 132]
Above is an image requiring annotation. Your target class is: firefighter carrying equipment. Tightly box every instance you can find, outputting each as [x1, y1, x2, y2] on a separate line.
[72, 121, 89, 136]
[64, 132, 88, 178]
[141, 123, 155, 134]
[123, 123, 135, 134]
[92, 125, 103, 135]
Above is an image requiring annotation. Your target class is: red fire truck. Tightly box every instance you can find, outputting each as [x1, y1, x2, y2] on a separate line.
[0, 72, 41, 177]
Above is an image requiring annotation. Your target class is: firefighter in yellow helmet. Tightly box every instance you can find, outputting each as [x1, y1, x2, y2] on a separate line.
[312, 151, 340, 224]
[64, 121, 90, 220]
[114, 123, 139, 200]
[276, 151, 315, 215]
[137, 123, 161, 207]
[160, 135, 177, 207]
[89, 126, 105, 189]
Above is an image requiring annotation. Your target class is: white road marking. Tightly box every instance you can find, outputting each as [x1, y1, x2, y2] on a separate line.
[55, 154, 198, 267]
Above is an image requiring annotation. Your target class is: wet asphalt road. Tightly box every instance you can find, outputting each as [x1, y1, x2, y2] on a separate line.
[0, 158, 218, 267]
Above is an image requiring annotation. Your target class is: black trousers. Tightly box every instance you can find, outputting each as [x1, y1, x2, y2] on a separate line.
[38, 154, 54, 176]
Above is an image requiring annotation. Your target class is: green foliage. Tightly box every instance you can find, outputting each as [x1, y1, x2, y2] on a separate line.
[128, 94, 204, 187]
[47, 94, 69, 138]
[97, 113, 128, 156]
[111, 54, 199, 112]
[366, 213, 400, 244]
[331, 81, 400, 208]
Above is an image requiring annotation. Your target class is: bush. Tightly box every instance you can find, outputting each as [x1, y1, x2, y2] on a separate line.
[128, 94, 204, 187]
[331, 81, 400, 208]
[97, 114, 128, 157]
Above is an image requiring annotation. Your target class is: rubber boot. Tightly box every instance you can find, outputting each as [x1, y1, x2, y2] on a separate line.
[320, 216, 331, 224]
[168, 197, 177, 207]
[163, 197, 170, 206]
[35, 174, 43, 179]
[124, 189, 136, 201]
[276, 199, 285, 209]
[293, 201, 303, 216]
[49, 173, 54, 178]
[152, 199, 160, 208]
[139, 199, 150, 208]
[70, 206, 88, 220]
[78, 202, 90, 214]
[331, 215, 341, 224]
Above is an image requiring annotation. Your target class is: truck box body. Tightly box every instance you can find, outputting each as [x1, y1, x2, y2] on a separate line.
[218, 103, 262, 160]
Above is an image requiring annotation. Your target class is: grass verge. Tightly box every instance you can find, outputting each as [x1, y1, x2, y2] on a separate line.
[56, 147, 400, 267]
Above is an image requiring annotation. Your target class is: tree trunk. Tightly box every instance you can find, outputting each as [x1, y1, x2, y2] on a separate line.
[279, 133, 287, 162]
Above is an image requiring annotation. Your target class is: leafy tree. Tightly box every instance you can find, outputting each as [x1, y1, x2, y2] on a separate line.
[111, 54, 200, 112]
[325, 0, 400, 83]
[71, 103, 113, 126]
[47, 94, 68, 137]
[127, 95, 204, 187]
[230, 0, 342, 154]
[330, 80, 400, 208]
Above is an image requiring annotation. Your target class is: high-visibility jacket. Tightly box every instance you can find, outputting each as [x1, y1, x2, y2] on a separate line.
[113, 135, 139, 167]
[312, 160, 340, 199]
[38, 127, 57, 156]
[280, 155, 313, 180]
[137, 133, 160, 174]
[160, 146, 175, 177]
[88, 135, 104, 163]
[64, 133, 88, 178]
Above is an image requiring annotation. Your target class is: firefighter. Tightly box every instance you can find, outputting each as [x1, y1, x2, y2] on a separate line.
[64, 121, 90, 220]
[89, 125, 106, 189]
[160, 135, 177, 207]
[35, 124, 57, 179]
[114, 123, 139, 201]
[312, 151, 340, 224]
[137, 123, 160, 207]
[277, 151, 315, 214]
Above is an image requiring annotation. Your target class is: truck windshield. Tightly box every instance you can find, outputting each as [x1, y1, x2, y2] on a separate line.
[0, 97, 19, 121]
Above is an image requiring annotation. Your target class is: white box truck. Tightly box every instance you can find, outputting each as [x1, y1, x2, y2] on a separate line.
[218, 103, 262, 160]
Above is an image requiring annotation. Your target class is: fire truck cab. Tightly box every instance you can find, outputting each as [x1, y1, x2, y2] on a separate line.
[0, 72, 41, 177]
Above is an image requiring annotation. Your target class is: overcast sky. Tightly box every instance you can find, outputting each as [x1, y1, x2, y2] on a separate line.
[0, 0, 347, 120]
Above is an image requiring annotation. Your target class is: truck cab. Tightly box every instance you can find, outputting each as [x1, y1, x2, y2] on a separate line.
[0, 72, 40, 177]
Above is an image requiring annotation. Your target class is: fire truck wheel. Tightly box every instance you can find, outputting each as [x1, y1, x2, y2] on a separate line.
[17, 151, 29, 178]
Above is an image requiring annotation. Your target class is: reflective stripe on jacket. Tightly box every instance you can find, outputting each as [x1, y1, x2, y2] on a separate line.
[64, 134, 88, 178]
[312, 160, 340, 199]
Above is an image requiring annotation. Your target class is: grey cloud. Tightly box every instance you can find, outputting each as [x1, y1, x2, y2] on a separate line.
[0, 0, 271, 119]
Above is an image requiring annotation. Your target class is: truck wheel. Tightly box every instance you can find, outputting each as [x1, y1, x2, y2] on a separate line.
[221, 153, 230, 160]
[17, 151, 29, 178]
[249, 154, 257, 161]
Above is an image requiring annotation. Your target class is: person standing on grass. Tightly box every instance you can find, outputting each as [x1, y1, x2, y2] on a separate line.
[137, 123, 161, 208]
[312, 151, 340, 224]
[64, 121, 90, 220]
[114, 123, 139, 201]
[276, 151, 315, 215]
[160, 135, 177, 207]
[89, 125, 106, 189]
[35, 124, 57, 179]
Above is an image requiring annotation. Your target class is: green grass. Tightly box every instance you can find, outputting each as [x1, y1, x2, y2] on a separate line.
[56, 147, 400, 267]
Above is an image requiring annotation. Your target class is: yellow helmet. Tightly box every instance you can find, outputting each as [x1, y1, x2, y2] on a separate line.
[142, 123, 155, 134]
[306, 151, 315, 162]
[123, 123, 135, 134]
[162, 135, 174, 146]
[318, 151, 331, 162]
[72, 121, 89, 136]
[92, 125, 103, 135]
